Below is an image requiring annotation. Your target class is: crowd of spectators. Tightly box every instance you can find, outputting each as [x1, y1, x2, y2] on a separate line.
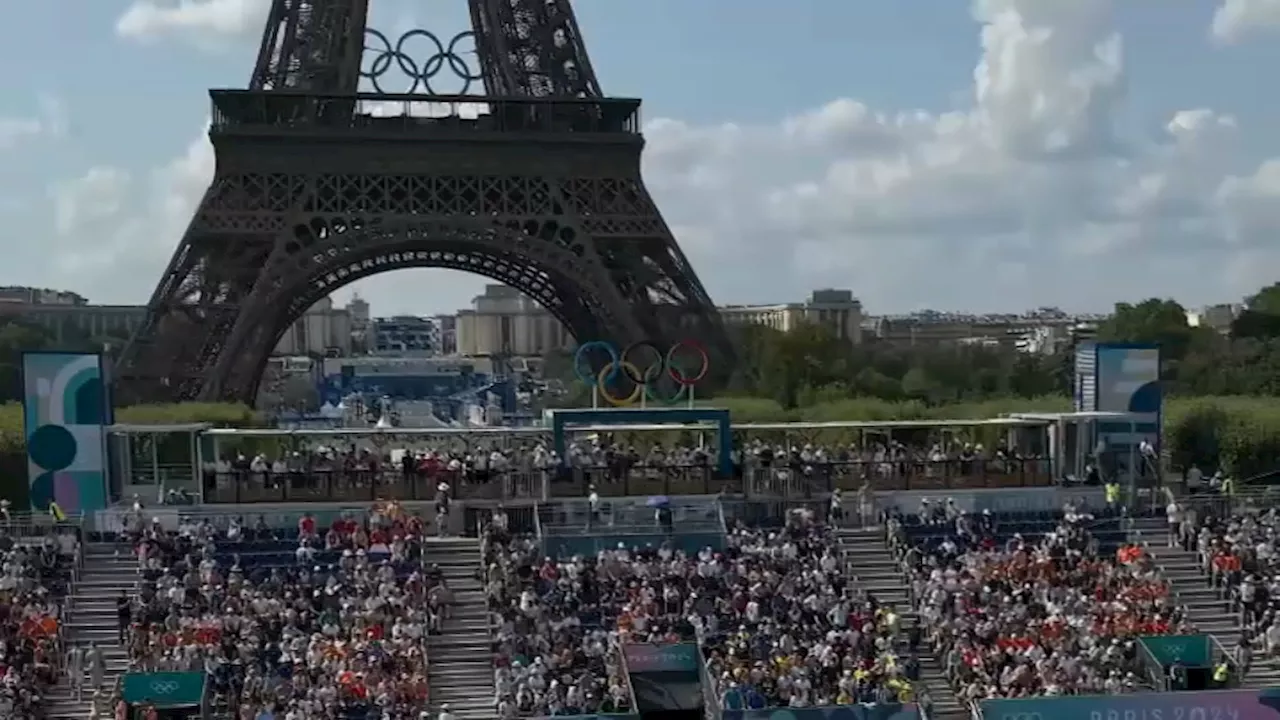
[896, 505, 1193, 703]
[700, 510, 917, 709]
[484, 506, 917, 716]
[0, 524, 78, 720]
[201, 436, 1049, 503]
[483, 513, 637, 718]
[1185, 500, 1280, 662]
[119, 502, 446, 720]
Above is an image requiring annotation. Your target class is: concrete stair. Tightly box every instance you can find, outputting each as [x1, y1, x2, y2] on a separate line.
[1134, 521, 1280, 690]
[46, 544, 136, 720]
[839, 529, 967, 720]
[424, 537, 494, 720]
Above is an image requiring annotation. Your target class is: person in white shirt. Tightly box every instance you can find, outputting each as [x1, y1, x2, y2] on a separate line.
[587, 485, 601, 528]
[1167, 501, 1181, 547]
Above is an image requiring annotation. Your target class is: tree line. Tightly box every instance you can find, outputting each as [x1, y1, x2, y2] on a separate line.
[0, 318, 129, 404]
[718, 282, 1280, 409]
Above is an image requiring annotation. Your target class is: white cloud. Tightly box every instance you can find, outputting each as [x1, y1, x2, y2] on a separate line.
[116, 0, 269, 42]
[1212, 0, 1280, 43]
[57, 0, 1280, 315]
[0, 117, 42, 151]
[0, 95, 67, 152]
[51, 167, 133, 235]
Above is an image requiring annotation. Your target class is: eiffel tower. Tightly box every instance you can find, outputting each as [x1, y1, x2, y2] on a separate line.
[115, 0, 730, 404]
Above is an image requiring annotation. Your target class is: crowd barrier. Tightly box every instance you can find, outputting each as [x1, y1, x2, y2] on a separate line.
[978, 688, 1280, 720]
[196, 457, 1053, 504]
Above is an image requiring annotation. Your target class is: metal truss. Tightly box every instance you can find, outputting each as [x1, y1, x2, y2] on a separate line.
[114, 0, 728, 405]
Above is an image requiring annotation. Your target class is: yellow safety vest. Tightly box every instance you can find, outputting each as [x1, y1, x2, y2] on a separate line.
[48, 502, 66, 522]
[1105, 484, 1120, 503]
[1213, 663, 1228, 682]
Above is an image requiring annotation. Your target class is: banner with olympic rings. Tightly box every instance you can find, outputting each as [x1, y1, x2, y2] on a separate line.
[572, 340, 710, 407]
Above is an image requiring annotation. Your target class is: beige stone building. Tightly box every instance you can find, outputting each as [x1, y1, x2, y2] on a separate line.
[455, 285, 573, 356]
[718, 289, 863, 343]
[274, 296, 354, 356]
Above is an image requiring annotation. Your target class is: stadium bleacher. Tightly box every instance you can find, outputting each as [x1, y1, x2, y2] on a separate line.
[890, 505, 1194, 705]
[0, 520, 79, 720]
[123, 506, 438, 720]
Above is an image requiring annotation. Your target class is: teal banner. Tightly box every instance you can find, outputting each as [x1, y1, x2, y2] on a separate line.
[624, 643, 700, 674]
[724, 705, 919, 720]
[1140, 634, 1212, 666]
[980, 688, 1280, 720]
[121, 672, 207, 707]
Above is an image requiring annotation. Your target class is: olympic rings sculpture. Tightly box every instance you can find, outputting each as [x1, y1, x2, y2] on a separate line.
[573, 341, 710, 407]
[361, 28, 484, 95]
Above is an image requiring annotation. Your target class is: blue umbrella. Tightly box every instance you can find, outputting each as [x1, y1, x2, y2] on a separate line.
[647, 495, 670, 508]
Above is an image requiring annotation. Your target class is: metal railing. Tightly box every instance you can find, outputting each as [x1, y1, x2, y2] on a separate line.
[195, 457, 1056, 504]
[547, 465, 734, 498]
[743, 457, 1053, 495]
[203, 469, 546, 503]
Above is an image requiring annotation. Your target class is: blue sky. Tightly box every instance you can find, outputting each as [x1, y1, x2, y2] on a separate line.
[3, 0, 1280, 317]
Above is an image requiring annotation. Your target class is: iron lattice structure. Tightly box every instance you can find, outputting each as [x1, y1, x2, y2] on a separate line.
[115, 0, 728, 404]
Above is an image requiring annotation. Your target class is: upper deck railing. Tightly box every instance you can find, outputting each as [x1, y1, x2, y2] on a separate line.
[209, 90, 643, 137]
[196, 457, 1051, 504]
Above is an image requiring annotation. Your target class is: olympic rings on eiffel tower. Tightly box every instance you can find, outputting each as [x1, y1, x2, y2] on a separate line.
[361, 28, 484, 95]
[573, 341, 710, 407]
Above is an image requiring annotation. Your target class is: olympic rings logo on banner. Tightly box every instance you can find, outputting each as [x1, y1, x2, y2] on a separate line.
[573, 340, 710, 407]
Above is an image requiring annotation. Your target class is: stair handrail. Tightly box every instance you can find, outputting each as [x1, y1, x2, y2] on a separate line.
[609, 634, 640, 714]
[693, 622, 722, 720]
[1208, 632, 1243, 685]
[967, 698, 984, 720]
[1136, 636, 1170, 691]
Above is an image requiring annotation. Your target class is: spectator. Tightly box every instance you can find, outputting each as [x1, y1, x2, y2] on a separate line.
[484, 525, 635, 718]
[898, 508, 1192, 701]
[0, 526, 77, 720]
[484, 507, 913, 715]
[124, 504, 436, 720]
[701, 511, 914, 708]
[1192, 506, 1280, 658]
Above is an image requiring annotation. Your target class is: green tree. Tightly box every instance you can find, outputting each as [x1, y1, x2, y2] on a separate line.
[1096, 298, 1199, 361]
[1232, 282, 1280, 340]
[0, 320, 52, 402]
[757, 322, 853, 409]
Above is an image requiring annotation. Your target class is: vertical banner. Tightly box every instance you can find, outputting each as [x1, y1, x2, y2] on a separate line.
[1094, 343, 1162, 451]
[1073, 343, 1097, 412]
[22, 352, 111, 513]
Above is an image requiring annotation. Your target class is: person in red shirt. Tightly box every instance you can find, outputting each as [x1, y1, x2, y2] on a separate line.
[298, 513, 317, 539]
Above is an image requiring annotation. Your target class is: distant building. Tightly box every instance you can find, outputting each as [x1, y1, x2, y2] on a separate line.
[347, 294, 370, 331]
[1187, 303, 1241, 333]
[866, 308, 1107, 351]
[435, 314, 458, 355]
[273, 297, 353, 357]
[0, 303, 148, 345]
[455, 285, 573, 357]
[370, 315, 439, 355]
[719, 289, 863, 343]
[0, 286, 87, 306]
